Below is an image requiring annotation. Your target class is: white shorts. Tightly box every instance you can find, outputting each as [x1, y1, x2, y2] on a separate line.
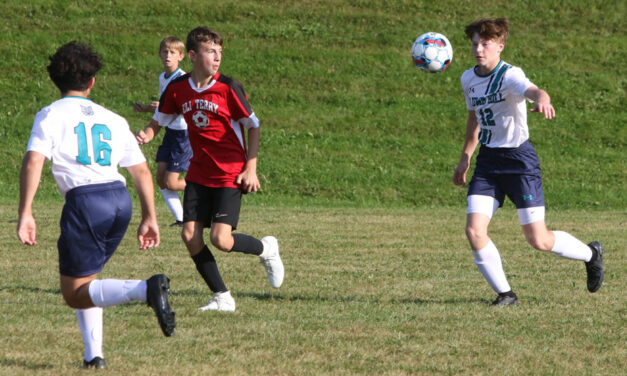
[467, 194, 545, 225]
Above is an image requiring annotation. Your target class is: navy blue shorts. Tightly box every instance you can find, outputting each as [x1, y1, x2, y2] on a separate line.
[58, 181, 132, 277]
[468, 141, 545, 209]
[183, 182, 241, 229]
[156, 128, 192, 173]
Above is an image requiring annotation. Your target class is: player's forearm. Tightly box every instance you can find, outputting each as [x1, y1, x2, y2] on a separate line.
[127, 162, 157, 221]
[524, 86, 549, 103]
[460, 116, 479, 162]
[246, 127, 260, 161]
[18, 152, 45, 216]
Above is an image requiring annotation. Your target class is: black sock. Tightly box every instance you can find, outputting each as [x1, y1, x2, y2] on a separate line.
[230, 234, 263, 256]
[191, 245, 227, 293]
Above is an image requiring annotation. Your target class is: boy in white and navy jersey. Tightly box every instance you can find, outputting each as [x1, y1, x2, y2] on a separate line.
[452, 18, 604, 306]
[18, 42, 175, 369]
[135, 36, 192, 227]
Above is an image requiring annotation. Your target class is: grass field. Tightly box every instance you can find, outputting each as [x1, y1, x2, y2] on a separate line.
[0, 0, 625, 375]
[0, 204, 625, 375]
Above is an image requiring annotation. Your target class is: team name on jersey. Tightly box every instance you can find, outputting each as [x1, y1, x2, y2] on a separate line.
[182, 99, 219, 114]
[470, 92, 505, 107]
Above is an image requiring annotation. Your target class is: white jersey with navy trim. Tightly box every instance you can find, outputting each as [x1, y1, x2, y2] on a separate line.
[152, 68, 187, 130]
[27, 96, 146, 197]
[461, 60, 535, 148]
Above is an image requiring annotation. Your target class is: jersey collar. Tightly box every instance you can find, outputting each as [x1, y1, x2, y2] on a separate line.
[474, 60, 504, 77]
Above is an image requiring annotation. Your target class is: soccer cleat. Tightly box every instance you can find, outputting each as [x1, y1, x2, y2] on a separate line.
[199, 290, 236, 312]
[146, 274, 176, 337]
[259, 236, 284, 288]
[492, 291, 518, 306]
[585, 241, 604, 293]
[170, 220, 184, 227]
[83, 356, 106, 369]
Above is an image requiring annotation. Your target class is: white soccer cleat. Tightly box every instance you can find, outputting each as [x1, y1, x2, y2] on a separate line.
[259, 236, 284, 288]
[199, 290, 236, 312]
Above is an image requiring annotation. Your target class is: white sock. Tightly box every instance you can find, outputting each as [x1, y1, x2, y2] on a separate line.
[551, 231, 592, 261]
[76, 307, 103, 362]
[161, 188, 183, 222]
[473, 241, 512, 294]
[88, 279, 147, 308]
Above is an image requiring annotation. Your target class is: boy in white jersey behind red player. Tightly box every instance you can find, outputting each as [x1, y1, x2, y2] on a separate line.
[135, 36, 192, 227]
[154, 26, 284, 311]
[453, 18, 604, 306]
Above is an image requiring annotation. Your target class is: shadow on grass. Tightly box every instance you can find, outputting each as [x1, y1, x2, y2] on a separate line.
[172, 289, 487, 305]
[0, 285, 60, 295]
[0, 358, 53, 370]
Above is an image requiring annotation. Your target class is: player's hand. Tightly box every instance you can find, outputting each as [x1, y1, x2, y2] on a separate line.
[149, 101, 159, 111]
[17, 214, 37, 245]
[135, 129, 149, 145]
[137, 219, 160, 250]
[236, 169, 260, 193]
[133, 101, 146, 112]
[453, 160, 470, 186]
[530, 102, 555, 119]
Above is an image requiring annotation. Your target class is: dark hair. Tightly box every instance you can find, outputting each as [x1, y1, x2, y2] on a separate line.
[47, 41, 102, 94]
[465, 18, 509, 43]
[186, 26, 223, 52]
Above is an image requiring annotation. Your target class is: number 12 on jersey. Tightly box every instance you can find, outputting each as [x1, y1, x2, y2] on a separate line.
[74, 122, 112, 166]
[478, 108, 495, 145]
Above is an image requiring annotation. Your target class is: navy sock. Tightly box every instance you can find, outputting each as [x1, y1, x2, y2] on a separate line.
[230, 234, 263, 256]
[191, 245, 227, 293]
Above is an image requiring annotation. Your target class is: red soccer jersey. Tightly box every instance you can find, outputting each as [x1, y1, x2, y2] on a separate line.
[158, 72, 257, 188]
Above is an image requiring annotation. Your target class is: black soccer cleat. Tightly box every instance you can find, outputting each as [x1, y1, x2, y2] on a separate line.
[83, 356, 106, 369]
[492, 291, 518, 306]
[585, 241, 604, 293]
[146, 274, 176, 336]
[170, 220, 184, 227]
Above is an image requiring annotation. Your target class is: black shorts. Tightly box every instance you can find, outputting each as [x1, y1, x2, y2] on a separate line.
[183, 182, 241, 229]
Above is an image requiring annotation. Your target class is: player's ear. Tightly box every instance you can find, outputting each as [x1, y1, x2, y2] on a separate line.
[87, 76, 96, 90]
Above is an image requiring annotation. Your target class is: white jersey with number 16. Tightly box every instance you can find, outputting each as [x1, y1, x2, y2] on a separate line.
[27, 96, 146, 197]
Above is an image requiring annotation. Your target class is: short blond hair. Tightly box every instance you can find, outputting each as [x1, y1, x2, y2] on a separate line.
[159, 36, 185, 54]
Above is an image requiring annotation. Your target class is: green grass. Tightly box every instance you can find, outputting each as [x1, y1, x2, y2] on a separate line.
[0, 204, 625, 375]
[0, 0, 624, 208]
[0, 0, 625, 375]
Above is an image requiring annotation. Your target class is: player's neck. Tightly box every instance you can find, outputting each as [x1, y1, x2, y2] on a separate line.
[164, 66, 179, 76]
[190, 70, 216, 89]
[477, 59, 502, 76]
[62, 89, 90, 99]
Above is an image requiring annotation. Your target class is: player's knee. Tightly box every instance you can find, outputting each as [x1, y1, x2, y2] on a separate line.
[465, 225, 487, 244]
[210, 233, 232, 252]
[181, 227, 195, 245]
[525, 233, 552, 251]
[156, 177, 167, 189]
[61, 289, 87, 309]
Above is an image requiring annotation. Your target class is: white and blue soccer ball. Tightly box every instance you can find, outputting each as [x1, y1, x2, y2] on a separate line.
[412, 32, 453, 73]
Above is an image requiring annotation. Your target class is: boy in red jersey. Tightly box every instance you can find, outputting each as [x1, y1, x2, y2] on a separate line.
[154, 26, 284, 311]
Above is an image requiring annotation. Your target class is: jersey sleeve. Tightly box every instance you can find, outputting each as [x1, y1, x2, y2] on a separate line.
[155, 84, 181, 127]
[27, 107, 55, 160]
[118, 119, 147, 168]
[460, 69, 474, 110]
[226, 80, 258, 124]
[505, 67, 534, 99]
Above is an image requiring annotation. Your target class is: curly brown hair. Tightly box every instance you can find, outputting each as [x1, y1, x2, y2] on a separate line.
[465, 18, 509, 44]
[47, 41, 102, 94]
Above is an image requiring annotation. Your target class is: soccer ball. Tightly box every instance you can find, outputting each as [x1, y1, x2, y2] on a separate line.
[412, 32, 453, 73]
